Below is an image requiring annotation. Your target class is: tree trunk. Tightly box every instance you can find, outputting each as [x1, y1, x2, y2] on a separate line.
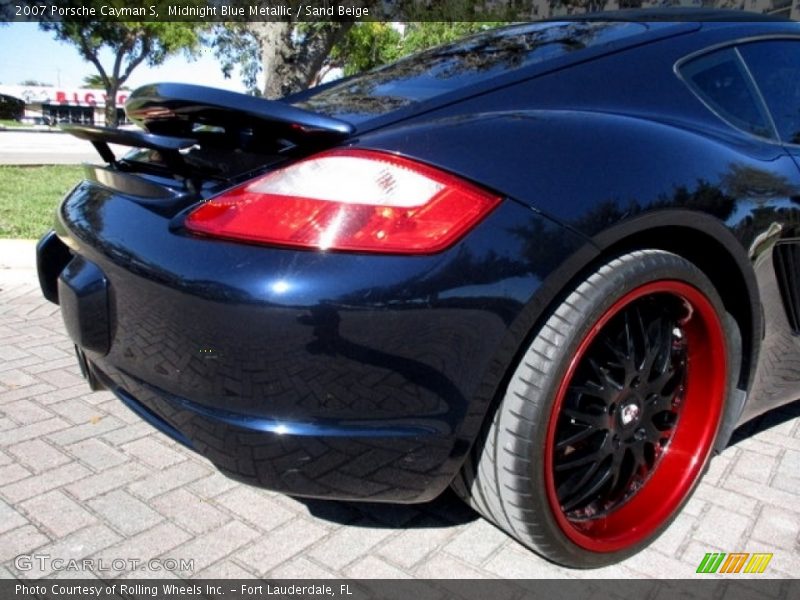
[104, 88, 118, 128]
[251, 22, 354, 99]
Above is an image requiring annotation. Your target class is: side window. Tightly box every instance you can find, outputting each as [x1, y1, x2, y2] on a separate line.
[679, 47, 774, 140]
[738, 40, 800, 145]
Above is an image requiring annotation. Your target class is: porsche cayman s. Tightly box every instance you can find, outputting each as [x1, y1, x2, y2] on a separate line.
[37, 14, 800, 567]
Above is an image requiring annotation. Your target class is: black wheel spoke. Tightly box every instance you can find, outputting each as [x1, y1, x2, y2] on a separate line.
[555, 425, 597, 450]
[561, 466, 613, 513]
[561, 406, 607, 428]
[554, 451, 602, 472]
[553, 292, 689, 519]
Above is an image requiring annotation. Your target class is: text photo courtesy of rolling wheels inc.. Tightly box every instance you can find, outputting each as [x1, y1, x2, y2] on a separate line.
[0, 2, 799, 595]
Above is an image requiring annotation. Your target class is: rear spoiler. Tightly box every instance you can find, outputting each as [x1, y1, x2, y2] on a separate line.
[125, 83, 355, 145]
[61, 124, 197, 173]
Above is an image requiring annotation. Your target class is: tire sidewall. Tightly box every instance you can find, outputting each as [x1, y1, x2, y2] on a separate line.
[495, 250, 735, 567]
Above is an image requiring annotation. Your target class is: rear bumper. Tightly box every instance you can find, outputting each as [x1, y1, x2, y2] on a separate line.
[93, 359, 456, 502]
[37, 177, 587, 502]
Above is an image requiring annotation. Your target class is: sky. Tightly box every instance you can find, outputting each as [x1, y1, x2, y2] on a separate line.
[0, 22, 249, 92]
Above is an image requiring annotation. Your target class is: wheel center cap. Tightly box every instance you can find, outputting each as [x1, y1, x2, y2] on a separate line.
[620, 402, 641, 427]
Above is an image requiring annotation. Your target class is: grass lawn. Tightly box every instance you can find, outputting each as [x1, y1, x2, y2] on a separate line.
[0, 165, 84, 238]
[0, 119, 33, 128]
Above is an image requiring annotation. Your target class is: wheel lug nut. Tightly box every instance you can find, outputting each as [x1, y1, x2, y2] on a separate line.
[635, 428, 646, 441]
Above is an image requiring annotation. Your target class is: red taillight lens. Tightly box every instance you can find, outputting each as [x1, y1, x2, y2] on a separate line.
[184, 149, 501, 254]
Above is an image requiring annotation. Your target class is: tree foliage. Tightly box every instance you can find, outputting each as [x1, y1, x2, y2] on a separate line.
[41, 12, 203, 126]
[214, 21, 508, 99]
[213, 21, 353, 98]
[18, 79, 53, 87]
[329, 23, 403, 77]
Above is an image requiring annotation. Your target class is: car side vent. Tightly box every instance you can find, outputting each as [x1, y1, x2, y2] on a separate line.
[773, 240, 800, 334]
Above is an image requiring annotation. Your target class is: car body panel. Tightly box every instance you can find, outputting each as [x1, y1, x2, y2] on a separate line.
[46, 171, 589, 501]
[37, 18, 800, 504]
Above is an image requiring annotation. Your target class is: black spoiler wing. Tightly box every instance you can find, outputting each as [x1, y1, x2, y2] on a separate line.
[61, 124, 197, 171]
[125, 83, 355, 145]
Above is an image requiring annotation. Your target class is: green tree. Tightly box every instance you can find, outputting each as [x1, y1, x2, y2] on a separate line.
[82, 74, 131, 91]
[18, 79, 52, 87]
[214, 22, 354, 98]
[214, 21, 507, 98]
[41, 14, 203, 127]
[329, 23, 403, 77]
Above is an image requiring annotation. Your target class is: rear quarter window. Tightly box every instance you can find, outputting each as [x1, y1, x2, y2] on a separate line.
[738, 40, 800, 145]
[679, 47, 775, 140]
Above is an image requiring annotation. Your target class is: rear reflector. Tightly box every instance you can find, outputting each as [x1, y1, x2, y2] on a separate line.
[184, 149, 501, 254]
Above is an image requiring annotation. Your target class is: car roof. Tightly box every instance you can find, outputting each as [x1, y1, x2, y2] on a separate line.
[563, 8, 790, 22]
[293, 18, 799, 135]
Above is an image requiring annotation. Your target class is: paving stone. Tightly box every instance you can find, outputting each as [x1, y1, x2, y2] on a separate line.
[413, 553, 491, 578]
[23, 525, 121, 577]
[306, 519, 396, 570]
[100, 422, 154, 446]
[0, 462, 91, 503]
[650, 511, 696, 558]
[0, 369, 38, 389]
[121, 437, 188, 470]
[482, 545, 572, 578]
[172, 520, 260, 576]
[47, 416, 124, 446]
[35, 369, 86, 389]
[187, 472, 239, 498]
[0, 383, 57, 404]
[90, 522, 193, 577]
[1, 400, 53, 424]
[344, 555, 412, 578]
[235, 518, 328, 576]
[66, 438, 128, 471]
[20, 490, 97, 537]
[751, 506, 800, 551]
[47, 398, 104, 425]
[65, 463, 149, 501]
[692, 505, 752, 550]
[7, 439, 71, 473]
[267, 556, 340, 579]
[195, 560, 258, 579]
[0, 498, 28, 535]
[732, 450, 779, 485]
[215, 487, 295, 531]
[127, 460, 210, 501]
[88, 490, 164, 536]
[442, 519, 510, 565]
[776, 449, 800, 479]
[0, 417, 69, 445]
[0, 463, 32, 486]
[375, 518, 463, 569]
[150, 489, 230, 534]
[0, 525, 49, 563]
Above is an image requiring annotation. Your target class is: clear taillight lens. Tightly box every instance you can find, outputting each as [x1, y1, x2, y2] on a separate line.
[184, 149, 501, 254]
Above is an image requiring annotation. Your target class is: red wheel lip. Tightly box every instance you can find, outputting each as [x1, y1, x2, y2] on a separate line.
[544, 280, 727, 553]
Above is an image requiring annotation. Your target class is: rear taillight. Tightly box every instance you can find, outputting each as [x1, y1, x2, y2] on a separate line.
[184, 149, 501, 254]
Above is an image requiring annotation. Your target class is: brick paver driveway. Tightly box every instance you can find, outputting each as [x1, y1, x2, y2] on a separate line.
[1, 240, 799, 579]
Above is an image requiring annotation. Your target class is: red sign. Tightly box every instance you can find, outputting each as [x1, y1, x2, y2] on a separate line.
[54, 90, 128, 106]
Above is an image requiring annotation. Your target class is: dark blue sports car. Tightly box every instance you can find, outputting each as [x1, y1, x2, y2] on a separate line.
[37, 12, 800, 567]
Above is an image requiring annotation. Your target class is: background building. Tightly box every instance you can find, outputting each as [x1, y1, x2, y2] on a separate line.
[0, 84, 127, 125]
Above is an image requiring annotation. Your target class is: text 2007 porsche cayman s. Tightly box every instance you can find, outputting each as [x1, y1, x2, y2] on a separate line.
[37, 15, 800, 566]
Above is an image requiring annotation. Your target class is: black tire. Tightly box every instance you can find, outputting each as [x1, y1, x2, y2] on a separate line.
[452, 249, 739, 568]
